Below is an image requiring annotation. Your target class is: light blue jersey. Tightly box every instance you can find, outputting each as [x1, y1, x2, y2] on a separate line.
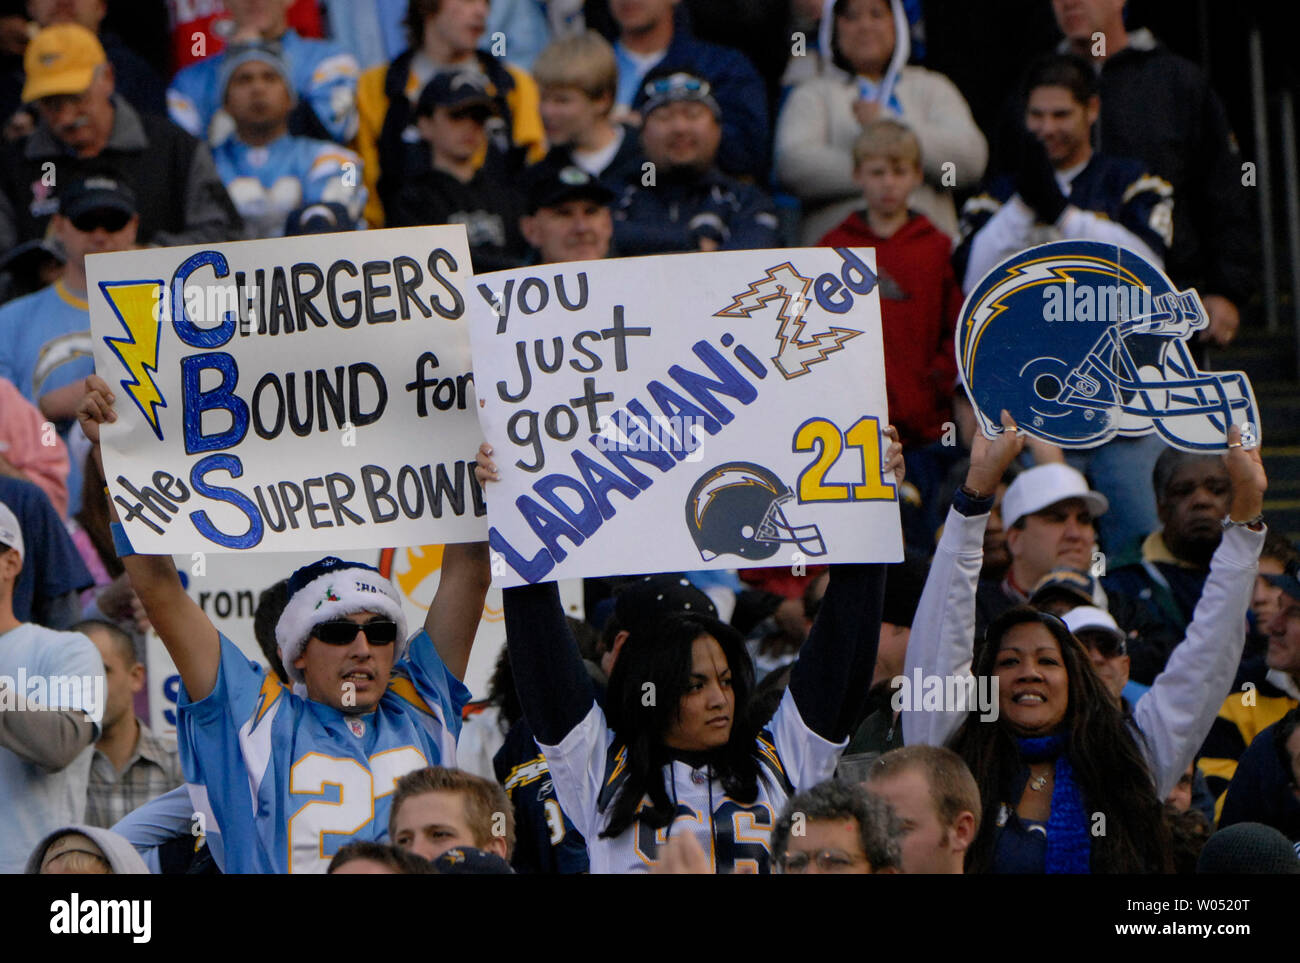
[177, 631, 468, 874]
[168, 29, 359, 145]
[213, 134, 367, 236]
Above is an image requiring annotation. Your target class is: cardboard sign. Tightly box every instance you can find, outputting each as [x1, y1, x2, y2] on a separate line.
[87, 227, 489, 554]
[957, 240, 1259, 452]
[468, 249, 904, 587]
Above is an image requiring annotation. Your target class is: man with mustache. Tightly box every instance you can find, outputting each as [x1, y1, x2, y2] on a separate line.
[0, 23, 241, 254]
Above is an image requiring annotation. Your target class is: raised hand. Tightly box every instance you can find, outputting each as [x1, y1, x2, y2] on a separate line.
[965, 409, 1025, 497]
[76, 374, 118, 447]
[1222, 423, 1267, 523]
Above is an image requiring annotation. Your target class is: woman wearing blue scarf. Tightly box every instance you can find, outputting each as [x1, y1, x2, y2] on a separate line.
[950, 604, 1170, 873]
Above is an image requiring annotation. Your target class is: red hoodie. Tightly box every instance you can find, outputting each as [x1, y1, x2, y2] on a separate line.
[820, 211, 961, 448]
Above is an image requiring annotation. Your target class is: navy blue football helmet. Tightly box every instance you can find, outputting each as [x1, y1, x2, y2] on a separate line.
[957, 241, 1258, 452]
[686, 462, 826, 562]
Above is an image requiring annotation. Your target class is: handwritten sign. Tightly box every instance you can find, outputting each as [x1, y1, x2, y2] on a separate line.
[468, 249, 904, 587]
[87, 227, 489, 553]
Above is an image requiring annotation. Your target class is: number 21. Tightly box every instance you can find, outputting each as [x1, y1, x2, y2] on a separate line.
[793, 415, 895, 503]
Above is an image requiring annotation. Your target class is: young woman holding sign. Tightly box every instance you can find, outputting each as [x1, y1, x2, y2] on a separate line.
[475, 428, 904, 873]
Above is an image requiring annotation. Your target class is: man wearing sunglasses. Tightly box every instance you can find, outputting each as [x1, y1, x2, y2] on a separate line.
[0, 174, 137, 515]
[79, 381, 492, 873]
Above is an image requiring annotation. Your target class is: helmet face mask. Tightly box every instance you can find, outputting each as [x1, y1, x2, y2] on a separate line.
[958, 241, 1259, 452]
[687, 462, 828, 562]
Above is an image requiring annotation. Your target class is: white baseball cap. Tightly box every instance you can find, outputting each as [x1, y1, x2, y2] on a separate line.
[1000, 463, 1108, 530]
[0, 500, 23, 561]
[1062, 605, 1122, 638]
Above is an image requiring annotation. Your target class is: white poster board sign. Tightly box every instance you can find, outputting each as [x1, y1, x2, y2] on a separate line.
[468, 249, 904, 587]
[87, 226, 488, 555]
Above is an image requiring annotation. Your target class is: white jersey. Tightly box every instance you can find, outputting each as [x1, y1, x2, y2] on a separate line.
[538, 688, 845, 873]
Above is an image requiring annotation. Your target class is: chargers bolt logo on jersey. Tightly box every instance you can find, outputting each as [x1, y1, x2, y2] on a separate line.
[686, 462, 826, 562]
[957, 240, 1258, 452]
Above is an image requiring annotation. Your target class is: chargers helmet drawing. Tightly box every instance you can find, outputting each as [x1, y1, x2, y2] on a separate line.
[686, 462, 827, 562]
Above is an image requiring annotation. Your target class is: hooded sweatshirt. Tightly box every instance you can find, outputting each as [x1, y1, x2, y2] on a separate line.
[26, 824, 150, 874]
[820, 210, 960, 447]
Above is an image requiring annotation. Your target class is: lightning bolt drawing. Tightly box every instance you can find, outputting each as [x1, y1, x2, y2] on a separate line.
[101, 280, 167, 440]
[714, 261, 863, 380]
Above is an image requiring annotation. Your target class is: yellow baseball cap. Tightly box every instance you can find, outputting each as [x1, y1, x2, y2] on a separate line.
[22, 23, 107, 103]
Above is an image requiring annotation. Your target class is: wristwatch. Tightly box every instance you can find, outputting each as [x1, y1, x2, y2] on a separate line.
[1222, 512, 1265, 531]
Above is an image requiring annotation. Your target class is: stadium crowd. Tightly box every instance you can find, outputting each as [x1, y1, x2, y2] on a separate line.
[1, 0, 1297, 875]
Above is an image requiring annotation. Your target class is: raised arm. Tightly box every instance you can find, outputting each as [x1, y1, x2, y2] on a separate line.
[1133, 425, 1266, 798]
[902, 411, 1025, 747]
[423, 540, 491, 681]
[78, 375, 221, 700]
[786, 428, 904, 741]
[476, 444, 595, 745]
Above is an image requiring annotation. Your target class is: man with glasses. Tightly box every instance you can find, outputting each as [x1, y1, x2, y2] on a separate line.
[0, 23, 241, 253]
[78, 375, 492, 873]
[770, 779, 902, 875]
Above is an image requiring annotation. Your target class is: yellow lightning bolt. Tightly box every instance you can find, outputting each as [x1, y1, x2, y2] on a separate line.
[101, 280, 167, 440]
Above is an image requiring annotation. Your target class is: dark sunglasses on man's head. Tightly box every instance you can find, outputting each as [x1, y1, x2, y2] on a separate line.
[71, 209, 132, 234]
[312, 619, 399, 645]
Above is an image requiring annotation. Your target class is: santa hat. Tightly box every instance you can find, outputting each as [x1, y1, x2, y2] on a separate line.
[275, 556, 408, 685]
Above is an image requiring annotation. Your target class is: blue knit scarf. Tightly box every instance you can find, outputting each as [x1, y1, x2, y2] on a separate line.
[1017, 734, 1091, 874]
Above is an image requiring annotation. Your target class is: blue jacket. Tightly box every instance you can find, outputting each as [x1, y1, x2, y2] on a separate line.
[612, 168, 780, 257]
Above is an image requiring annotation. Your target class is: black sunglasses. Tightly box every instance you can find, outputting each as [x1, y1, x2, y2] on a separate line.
[70, 210, 132, 234]
[311, 619, 399, 645]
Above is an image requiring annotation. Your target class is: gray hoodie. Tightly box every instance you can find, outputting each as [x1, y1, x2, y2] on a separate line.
[25, 823, 151, 874]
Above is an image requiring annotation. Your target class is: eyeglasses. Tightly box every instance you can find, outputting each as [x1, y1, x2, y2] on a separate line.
[70, 210, 132, 234]
[780, 849, 867, 873]
[311, 620, 399, 645]
[1077, 630, 1127, 658]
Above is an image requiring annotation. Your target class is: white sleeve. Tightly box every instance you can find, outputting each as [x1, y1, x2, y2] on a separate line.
[962, 197, 1036, 291]
[767, 688, 848, 791]
[901, 505, 986, 747]
[535, 703, 615, 842]
[1057, 206, 1165, 268]
[1132, 524, 1263, 798]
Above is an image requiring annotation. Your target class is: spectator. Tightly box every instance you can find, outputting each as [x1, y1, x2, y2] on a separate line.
[865, 745, 980, 874]
[0, 175, 138, 515]
[604, 0, 769, 180]
[0, 499, 104, 873]
[389, 765, 515, 862]
[532, 30, 642, 193]
[483, 440, 902, 872]
[78, 619, 183, 830]
[1059, 604, 1147, 707]
[0, 24, 243, 250]
[1218, 708, 1300, 845]
[389, 71, 528, 271]
[25, 824, 148, 874]
[902, 418, 1265, 872]
[1196, 823, 1300, 874]
[429, 845, 516, 873]
[974, 462, 1107, 641]
[1246, 533, 1299, 671]
[27, 0, 167, 116]
[771, 778, 902, 874]
[212, 42, 366, 238]
[168, 0, 359, 146]
[819, 118, 961, 544]
[1102, 449, 1233, 683]
[0, 376, 70, 517]
[519, 153, 614, 267]
[1045, 0, 1255, 349]
[1199, 562, 1300, 812]
[612, 70, 780, 256]
[496, 574, 718, 874]
[0, 476, 91, 629]
[78, 373, 493, 873]
[775, 0, 985, 244]
[327, 840, 434, 874]
[0, 1, 28, 130]
[954, 54, 1176, 556]
[356, 0, 545, 228]
[0, 236, 65, 304]
[68, 450, 150, 639]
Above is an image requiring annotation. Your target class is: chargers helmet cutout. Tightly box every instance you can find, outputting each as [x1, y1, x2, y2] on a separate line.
[956, 240, 1258, 452]
[686, 462, 827, 562]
